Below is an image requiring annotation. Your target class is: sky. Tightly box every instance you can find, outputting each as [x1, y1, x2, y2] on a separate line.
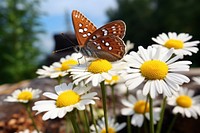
[38, 0, 117, 54]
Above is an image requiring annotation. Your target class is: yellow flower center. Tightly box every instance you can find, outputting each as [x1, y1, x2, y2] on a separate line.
[101, 127, 116, 133]
[176, 95, 192, 108]
[140, 60, 168, 80]
[164, 39, 184, 49]
[105, 75, 119, 84]
[17, 91, 33, 101]
[88, 59, 112, 74]
[134, 100, 150, 114]
[55, 59, 78, 71]
[56, 90, 80, 107]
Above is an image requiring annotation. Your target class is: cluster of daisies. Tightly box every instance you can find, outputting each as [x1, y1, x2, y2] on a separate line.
[4, 33, 200, 133]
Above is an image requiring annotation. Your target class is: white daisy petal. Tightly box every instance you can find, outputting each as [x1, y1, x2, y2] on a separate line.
[81, 92, 98, 99]
[43, 92, 58, 99]
[154, 80, 163, 94]
[92, 74, 102, 86]
[121, 99, 134, 107]
[150, 81, 156, 98]
[160, 48, 173, 62]
[115, 122, 126, 131]
[143, 81, 151, 96]
[132, 114, 144, 127]
[126, 76, 145, 90]
[121, 108, 134, 115]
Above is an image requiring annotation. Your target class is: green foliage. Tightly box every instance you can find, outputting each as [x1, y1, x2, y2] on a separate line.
[0, 0, 43, 84]
[107, 0, 200, 66]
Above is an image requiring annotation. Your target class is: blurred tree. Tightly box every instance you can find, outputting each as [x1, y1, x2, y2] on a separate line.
[107, 0, 200, 66]
[0, 0, 43, 84]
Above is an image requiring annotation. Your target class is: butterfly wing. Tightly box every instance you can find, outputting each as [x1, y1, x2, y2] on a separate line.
[86, 20, 126, 43]
[72, 10, 97, 47]
[82, 35, 125, 62]
[72, 10, 126, 61]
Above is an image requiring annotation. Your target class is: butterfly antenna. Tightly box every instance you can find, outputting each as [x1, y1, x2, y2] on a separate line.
[52, 47, 74, 54]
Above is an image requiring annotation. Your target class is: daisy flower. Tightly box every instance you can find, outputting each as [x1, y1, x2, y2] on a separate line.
[104, 73, 125, 86]
[68, 59, 125, 87]
[121, 90, 161, 127]
[36, 52, 86, 78]
[152, 32, 199, 57]
[90, 117, 126, 133]
[123, 46, 191, 98]
[167, 87, 200, 119]
[32, 83, 98, 120]
[4, 88, 41, 103]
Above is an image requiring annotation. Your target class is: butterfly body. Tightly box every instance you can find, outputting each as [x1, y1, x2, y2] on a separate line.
[72, 10, 126, 62]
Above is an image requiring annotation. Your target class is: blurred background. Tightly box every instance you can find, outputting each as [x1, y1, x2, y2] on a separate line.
[0, 0, 200, 84]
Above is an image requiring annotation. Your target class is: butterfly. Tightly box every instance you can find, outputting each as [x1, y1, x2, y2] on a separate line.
[72, 10, 126, 62]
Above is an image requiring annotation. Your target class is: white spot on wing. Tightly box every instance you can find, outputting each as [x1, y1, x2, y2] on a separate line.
[102, 40, 105, 43]
[92, 36, 97, 40]
[93, 42, 97, 45]
[97, 46, 101, 49]
[108, 47, 112, 50]
[79, 29, 83, 33]
[102, 29, 108, 36]
[84, 28, 87, 31]
[83, 34, 87, 37]
[79, 23, 82, 27]
[87, 32, 91, 36]
[105, 42, 109, 46]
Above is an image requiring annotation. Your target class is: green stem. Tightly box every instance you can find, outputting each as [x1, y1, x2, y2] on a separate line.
[65, 116, 70, 133]
[25, 104, 40, 133]
[126, 87, 131, 133]
[84, 110, 90, 133]
[149, 95, 154, 133]
[100, 81, 108, 133]
[57, 76, 62, 84]
[166, 114, 178, 133]
[89, 105, 98, 133]
[69, 111, 80, 133]
[127, 116, 132, 133]
[144, 96, 149, 133]
[111, 85, 116, 120]
[156, 96, 167, 133]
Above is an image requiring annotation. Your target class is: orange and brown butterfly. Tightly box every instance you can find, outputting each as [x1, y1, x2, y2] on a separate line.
[72, 10, 126, 62]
